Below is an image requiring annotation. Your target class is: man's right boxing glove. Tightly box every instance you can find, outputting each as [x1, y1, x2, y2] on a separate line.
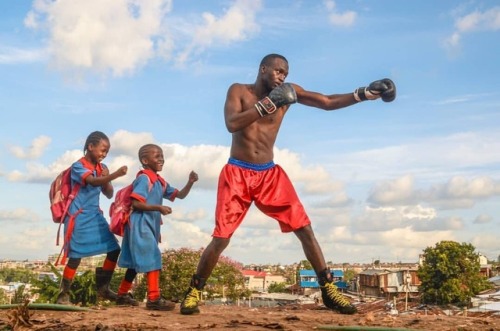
[255, 83, 297, 117]
[354, 78, 396, 103]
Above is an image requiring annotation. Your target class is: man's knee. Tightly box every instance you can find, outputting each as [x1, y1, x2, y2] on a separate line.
[211, 237, 231, 252]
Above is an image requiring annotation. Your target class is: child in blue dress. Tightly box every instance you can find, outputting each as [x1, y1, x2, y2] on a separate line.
[116, 143, 198, 310]
[56, 131, 129, 305]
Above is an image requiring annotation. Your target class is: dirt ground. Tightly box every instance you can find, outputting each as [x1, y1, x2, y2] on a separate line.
[1, 301, 500, 331]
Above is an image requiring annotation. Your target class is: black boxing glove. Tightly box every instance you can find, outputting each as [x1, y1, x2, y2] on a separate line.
[354, 78, 396, 103]
[255, 83, 297, 117]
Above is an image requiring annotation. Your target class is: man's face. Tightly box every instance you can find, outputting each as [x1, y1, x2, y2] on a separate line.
[262, 58, 289, 90]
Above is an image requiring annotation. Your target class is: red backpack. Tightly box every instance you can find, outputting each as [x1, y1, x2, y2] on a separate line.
[49, 167, 81, 223]
[109, 172, 165, 236]
[49, 166, 81, 247]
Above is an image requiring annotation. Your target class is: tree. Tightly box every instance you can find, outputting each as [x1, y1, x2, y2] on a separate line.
[0, 268, 36, 284]
[343, 268, 357, 282]
[267, 282, 288, 293]
[299, 260, 312, 270]
[417, 240, 492, 306]
[135, 247, 250, 302]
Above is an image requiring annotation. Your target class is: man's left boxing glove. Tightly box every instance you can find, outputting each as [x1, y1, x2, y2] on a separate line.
[354, 78, 396, 103]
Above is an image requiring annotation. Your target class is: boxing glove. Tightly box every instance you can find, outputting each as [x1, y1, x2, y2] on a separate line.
[354, 78, 396, 103]
[255, 83, 297, 117]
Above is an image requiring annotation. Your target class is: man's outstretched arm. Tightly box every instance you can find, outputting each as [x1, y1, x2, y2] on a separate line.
[293, 78, 396, 111]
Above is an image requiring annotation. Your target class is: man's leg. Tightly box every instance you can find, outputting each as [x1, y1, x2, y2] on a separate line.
[294, 225, 327, 272]
[196, 237, 230, 278]
[294, 225, 357, 314]
[180, 237, 230, 315]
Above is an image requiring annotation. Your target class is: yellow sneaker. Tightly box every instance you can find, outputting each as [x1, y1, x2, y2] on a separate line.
[180, 287, 201, 315]
[321, 282, 357, 314]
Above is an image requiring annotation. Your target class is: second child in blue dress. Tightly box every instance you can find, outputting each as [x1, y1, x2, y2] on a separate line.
[116, 144, 198, 310]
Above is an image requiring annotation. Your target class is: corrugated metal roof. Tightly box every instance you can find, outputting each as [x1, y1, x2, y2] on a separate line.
[299, 269, 344, 277]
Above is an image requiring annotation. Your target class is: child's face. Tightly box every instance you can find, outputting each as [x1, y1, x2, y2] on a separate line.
[88, 139, 110, 164]
[142, 146, 164, 172]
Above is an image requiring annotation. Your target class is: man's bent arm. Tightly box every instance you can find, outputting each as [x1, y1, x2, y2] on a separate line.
[224, 84, 262, 133]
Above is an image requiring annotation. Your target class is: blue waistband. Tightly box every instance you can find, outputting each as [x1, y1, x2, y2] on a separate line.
[228, 157, 275, 171]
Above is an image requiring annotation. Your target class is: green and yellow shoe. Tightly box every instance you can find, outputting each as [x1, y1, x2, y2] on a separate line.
[321, 282, 357, 315]
[180, 286, 201, 315]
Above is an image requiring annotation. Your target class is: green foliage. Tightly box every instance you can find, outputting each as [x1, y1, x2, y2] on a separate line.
[299, 260, 312, 270]
[343, 269, 357, 282]
[208, 254, 250, 301]
[417, 240, 492, 306]
[72, 270, 97, 306]
[12, 285, 29, 304]
[135, 247, 250, 302]
[30, 264, 61, 304]
[0, 288, 8, 304]
[133, 275, 147, 302]
[267, 282, 288, 293]
[30, 264, 98, 306]
[0, 268, 36, 283]
[159, 247, 204, 301]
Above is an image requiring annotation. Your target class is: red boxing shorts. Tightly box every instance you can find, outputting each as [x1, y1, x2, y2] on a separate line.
[213, 158, 311, 238]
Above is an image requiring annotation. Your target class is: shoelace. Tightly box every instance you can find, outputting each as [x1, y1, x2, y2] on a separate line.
[184, 288, 200, 307]
[324, 283, 351, 307]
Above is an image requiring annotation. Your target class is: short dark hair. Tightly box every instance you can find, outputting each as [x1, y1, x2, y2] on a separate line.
[83, 131, 109, 153]
[260, 54, 288, 67]
[138, 144, 162, 166]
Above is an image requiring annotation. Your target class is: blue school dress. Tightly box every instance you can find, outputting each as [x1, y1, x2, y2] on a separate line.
[118, 169, 178, 273]
[62, 157, 119, 260]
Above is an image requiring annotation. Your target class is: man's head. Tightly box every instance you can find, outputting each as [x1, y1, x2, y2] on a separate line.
[259, 53, 288, 67]
[258, 54, 289, 90]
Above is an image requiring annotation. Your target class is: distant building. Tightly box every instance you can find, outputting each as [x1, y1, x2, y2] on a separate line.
[243, 269, 267, 292]
[356, 268, 420, 299]
[298, 269, 346, 295]
[38, 272, 58, 282]
[242, 270, 286, 292]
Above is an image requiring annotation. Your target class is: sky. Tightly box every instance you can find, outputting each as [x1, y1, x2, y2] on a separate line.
[1, 0, 499, 266]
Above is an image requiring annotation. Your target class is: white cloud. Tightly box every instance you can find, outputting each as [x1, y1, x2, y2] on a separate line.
[411, 216, 464, 232]
[324, 0, 357, 27]
[161, 220, 212, 251]
[109, 130, 156, 156]
[24, 0, 263, 75]
[176, 0, 262, 65]
[9, 135, 51, 160]
[325, 130, 500, 183]
[368, 175, 415, 206]
[5, 126, 500, 263]
[444, 6, 500, 52]
[193, 0, 261, 47]
[470, 234, 500, 258]
[0, 46, 47, 64]
[473, 214, 492, 224]
[426, 176, 500, 209]
[455, 7, 500, 32]
[25, 0, 173, 77]
[0, 208, 39, 222]
[7, 149, 82, 183]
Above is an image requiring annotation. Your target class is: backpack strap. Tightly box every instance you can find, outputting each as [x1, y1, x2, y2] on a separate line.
[55, 208, 83, 266]
[137, 169, 166, 192]
[56, 182, 81, 246]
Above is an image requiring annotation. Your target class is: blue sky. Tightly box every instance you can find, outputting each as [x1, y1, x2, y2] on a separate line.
[1, 0, 499, 265]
